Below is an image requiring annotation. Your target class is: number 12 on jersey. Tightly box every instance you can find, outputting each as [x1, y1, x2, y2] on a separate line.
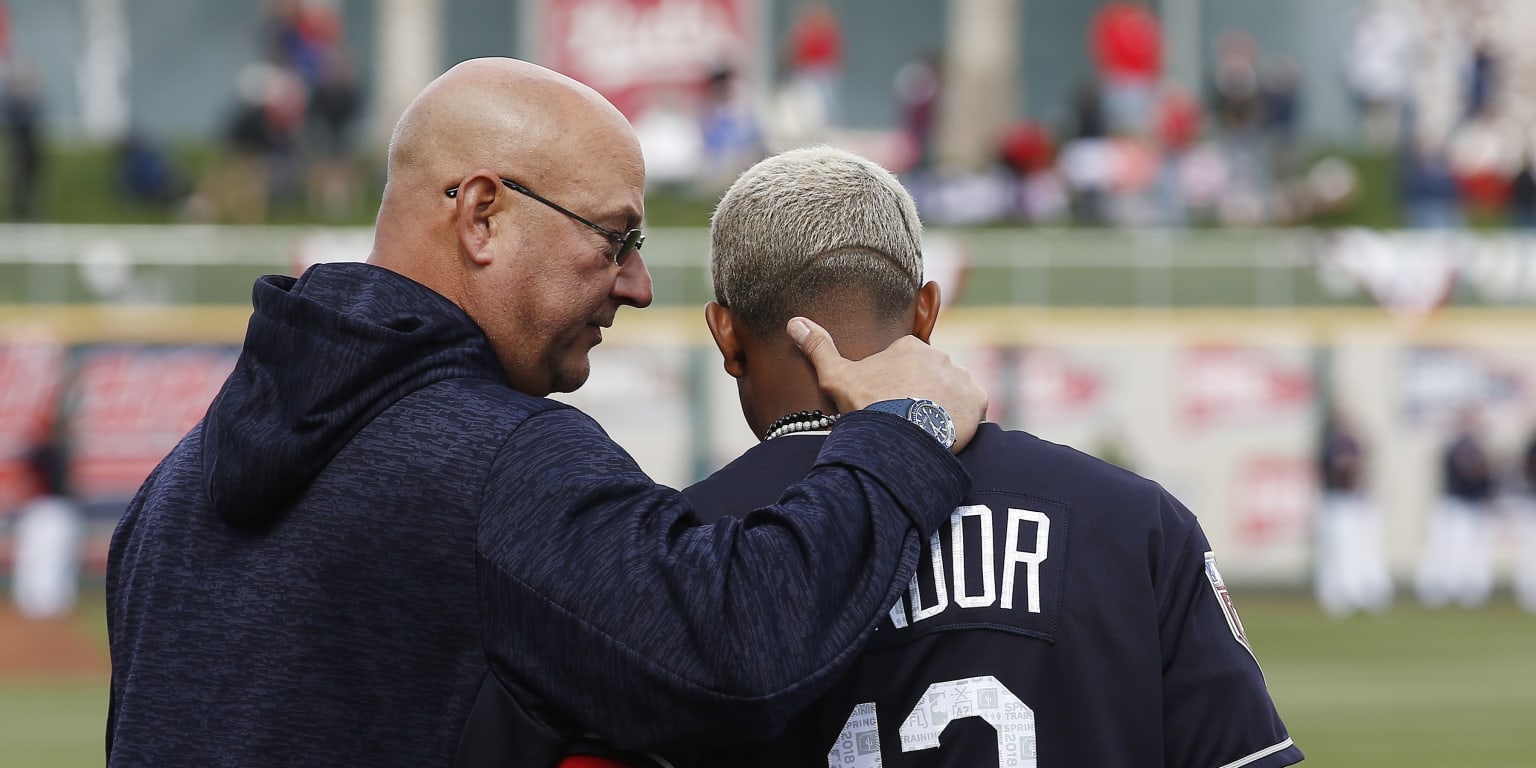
[829, 676, 1037, 767]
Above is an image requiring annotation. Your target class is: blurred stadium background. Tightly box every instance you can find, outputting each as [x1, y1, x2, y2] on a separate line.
[2, 0, 1536, 765]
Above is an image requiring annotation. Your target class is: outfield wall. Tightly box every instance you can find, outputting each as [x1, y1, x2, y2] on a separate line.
[5, 225, 1536, 587]
[3, 303, 1536, 588]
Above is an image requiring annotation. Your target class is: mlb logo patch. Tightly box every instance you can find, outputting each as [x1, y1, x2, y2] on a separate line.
[1204, 551, 1253, 654]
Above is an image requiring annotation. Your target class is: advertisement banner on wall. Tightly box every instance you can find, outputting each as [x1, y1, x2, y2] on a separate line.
[1018, 346, 1106, 425]
[1180, 345, 1312, 430]
[0, 338, 66, 514]
[949, 345, 1109, 430]
[65, 345, 238, 504]
[1398, 346, 1527, 427]
[1232, 456, 1314, 552]
[531, 0, 761, 119]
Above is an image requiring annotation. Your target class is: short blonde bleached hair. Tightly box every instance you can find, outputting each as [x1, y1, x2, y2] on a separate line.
[709, 146, 924, 339]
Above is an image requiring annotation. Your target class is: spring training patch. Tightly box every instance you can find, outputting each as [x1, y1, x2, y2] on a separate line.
[1204, 550, 1253, 656]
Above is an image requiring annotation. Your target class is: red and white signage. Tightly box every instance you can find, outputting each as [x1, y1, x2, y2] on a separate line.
[533, 0, 759, 118]
[67, 346, 238, 501]
[1018, 347, 1104, 423]
[1232, 456, 1313, 550]
[1180, 345, 1311, 429]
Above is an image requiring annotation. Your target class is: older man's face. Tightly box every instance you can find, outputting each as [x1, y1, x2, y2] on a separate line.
[482, 136, 651, 396]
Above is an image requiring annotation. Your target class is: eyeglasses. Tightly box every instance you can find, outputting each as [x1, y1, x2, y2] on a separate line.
[447, 177, 645, 266]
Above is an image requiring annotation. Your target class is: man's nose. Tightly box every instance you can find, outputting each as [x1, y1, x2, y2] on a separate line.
[613, 250, 653, 308]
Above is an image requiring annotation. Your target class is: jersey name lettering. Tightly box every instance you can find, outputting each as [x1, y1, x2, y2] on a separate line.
[889, 505, 1052, 628]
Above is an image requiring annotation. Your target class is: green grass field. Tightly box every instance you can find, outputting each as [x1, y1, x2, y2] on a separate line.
[3, 594, 1533, 766]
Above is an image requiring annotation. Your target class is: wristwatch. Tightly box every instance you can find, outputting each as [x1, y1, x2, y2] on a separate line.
[865, 398, 957, 451]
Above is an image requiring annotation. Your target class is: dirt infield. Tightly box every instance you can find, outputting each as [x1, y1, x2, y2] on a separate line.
[0, 600, 109, 679]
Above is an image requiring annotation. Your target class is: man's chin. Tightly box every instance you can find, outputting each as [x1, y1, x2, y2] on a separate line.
[549, 360, 592, 395]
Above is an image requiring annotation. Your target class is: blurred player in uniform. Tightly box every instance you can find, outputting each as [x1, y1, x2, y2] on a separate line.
[1415, 406, 1498, 608]
[1511, 426, 1536, 613]
[573, 146, 1300, 768]
[1314, 405, 1392, 616]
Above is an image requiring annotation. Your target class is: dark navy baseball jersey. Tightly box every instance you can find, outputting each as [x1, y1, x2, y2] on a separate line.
[682, 423, 1303, 768]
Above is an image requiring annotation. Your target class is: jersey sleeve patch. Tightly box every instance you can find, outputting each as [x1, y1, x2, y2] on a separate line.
[1204, 551, 1253, 655]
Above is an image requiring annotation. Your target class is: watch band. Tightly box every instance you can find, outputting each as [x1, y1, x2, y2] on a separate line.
[864, 398, 957, 450]
[864, 399, 916, 418]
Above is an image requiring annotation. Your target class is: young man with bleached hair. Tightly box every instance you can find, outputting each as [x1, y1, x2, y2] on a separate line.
[666, 145, 1304, 768]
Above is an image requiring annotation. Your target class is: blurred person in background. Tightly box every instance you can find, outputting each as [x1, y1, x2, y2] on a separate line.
[1463, 31, 1498, 122]
[264, 0, 342, 90]
[786, 0, 843, 127]
[1516, 427, 1536, 613]
[1151, 81, 1203, 226]
[304, 45, 364, 220]
[106, 57, 988, 768]
[195, 63, 281, 223]
[1208, 29, 1267, 225]
[893, 53, 941, 174]
[115, 129, 189, 211]
[1400, 136, 1465, 229]
[1061, 80, 1110, 225]
[1314, 405, 1392, 617]
[762, 59, 831, 156]
[696, 63, 764, 194]
[1344, 0, 1421, 150]
[196, 61, 307, 223]
[1089, 0, 1161, 137]
[258, 0, 344, 215]
[1415, 405, 1498, 609]
[1504, 149, 1536, 228]
[11, 441, 83, 621]
[571, 146, 1303, 768]
[1261, 55, 1303, 188]
[632, 86, 706, 193]
[998, 119, 1067, 223]
[1445, 101, 1521, 219]
[2, 58, 43, 221]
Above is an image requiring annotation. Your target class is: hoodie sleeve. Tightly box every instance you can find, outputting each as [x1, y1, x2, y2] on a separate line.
[475, 408, 968, 752]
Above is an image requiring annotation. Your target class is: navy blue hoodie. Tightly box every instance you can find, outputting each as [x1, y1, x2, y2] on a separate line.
[105, 263, 969, 767]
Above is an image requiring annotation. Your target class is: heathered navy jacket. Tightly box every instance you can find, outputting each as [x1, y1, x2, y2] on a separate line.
[105, 263, 969, 767]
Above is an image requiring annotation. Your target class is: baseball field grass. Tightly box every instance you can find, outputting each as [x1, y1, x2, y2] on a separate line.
[2, 593, 1533, 766]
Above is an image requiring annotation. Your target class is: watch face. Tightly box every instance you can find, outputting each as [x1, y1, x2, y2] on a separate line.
[910, 400, 956, 449]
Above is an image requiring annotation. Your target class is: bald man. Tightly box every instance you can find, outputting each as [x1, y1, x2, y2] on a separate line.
[105, 58, 987, 767]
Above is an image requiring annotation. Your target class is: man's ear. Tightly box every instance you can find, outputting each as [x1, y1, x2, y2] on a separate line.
[704, 302, 747, 379]
[453, 173, 506, 266]
[912, 281, 942, 343]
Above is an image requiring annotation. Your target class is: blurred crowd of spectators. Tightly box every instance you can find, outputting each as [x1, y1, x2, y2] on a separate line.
[182, 0, 364, 224]
[1349, 0, 1536, 230]
[2, 0, 366, 225]
[635, 0, 1536, 232]
[633, 0, 1352, 230]
[13, 0, 1536, 230]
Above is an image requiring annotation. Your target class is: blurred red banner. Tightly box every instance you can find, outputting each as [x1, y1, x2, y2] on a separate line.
[534, 0, 759, 118]
[66, 346, 237, 501]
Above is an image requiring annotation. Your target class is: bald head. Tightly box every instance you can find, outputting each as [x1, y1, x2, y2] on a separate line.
[369, 58, 643, 282]
[362, 58, 652, 396]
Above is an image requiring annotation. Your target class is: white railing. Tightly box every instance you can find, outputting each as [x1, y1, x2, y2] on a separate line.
[4, 224, 1536, 311]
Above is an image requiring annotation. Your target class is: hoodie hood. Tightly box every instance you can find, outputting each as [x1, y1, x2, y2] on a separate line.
[203, 262, 507, 527]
